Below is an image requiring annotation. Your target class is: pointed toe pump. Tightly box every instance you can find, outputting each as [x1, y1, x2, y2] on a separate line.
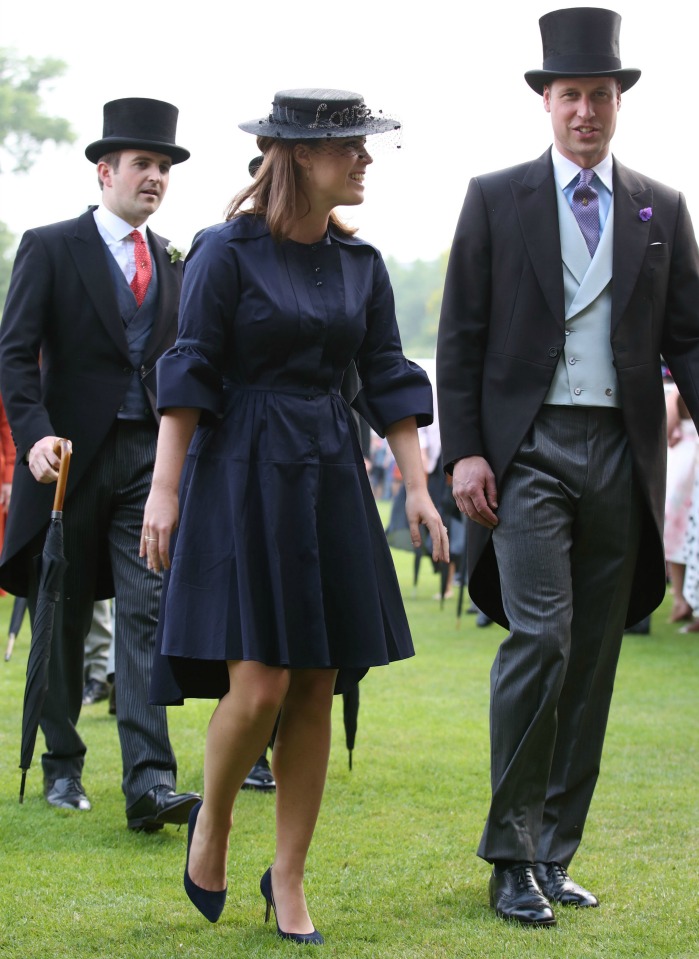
[183, 801, 227, 923]
[260, 867, 324, 945]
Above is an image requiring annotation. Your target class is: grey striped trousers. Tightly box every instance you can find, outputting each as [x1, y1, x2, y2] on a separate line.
[31, 420, 177, 806]
[478, 406, 642, 867]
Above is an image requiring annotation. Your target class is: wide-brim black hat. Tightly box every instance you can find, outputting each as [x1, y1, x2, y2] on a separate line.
[238, 89, 400, 139]
[85, 97, 190, 164]
[525, 7, 641, 94]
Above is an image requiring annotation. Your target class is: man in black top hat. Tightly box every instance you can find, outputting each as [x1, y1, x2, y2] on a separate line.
[437, 7, 699, 925]
[0, 98, 201, 830]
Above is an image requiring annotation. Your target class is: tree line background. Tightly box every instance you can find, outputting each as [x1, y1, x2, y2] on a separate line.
[0, 51, 446, 357]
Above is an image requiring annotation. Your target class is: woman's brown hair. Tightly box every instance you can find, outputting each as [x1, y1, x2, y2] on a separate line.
[224, 136, 356, 242]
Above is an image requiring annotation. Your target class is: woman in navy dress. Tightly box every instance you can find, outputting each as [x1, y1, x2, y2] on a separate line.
[141, 89, 448, 942]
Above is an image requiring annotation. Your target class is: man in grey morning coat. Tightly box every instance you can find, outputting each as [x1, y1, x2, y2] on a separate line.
[437, 7, 699, 926]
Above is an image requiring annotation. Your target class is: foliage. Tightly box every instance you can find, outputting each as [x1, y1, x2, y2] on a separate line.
[0, 543, 696, 959]
[0, 219, 16, 308]
[0, 49, 75, 174]
[0, 49, 75, 312]
[386, 252, 449, 358]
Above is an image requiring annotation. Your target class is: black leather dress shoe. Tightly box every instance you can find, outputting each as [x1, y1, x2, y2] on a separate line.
[82, 678, 110, 705]
[126, 785, 202, 832]
[533, 862, 599, 907]
[489, 864, 556, 926]
[242, 754, 276, 791]
[44, 776, 92, 811]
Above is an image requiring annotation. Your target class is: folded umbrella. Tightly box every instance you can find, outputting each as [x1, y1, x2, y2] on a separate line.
[342, 685, 359, 770]
[4, 595, 28, 661]
[455, 517, 470, 626]
[19, 439, 71, 803]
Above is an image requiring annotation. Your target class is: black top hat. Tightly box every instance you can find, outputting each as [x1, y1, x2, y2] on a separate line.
[238, 89, 400, 139]
[524, 7, 641, 94]
[85, 97, 190, 164]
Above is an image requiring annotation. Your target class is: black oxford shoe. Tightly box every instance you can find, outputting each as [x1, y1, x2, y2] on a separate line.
[82, 678, 111, 705]
[44, 776, 91, 811]
[126, 785, 202, 832]
[489, 864, 556, 926]
[533, 862, 599, 907]
[242, 755, 276, 791]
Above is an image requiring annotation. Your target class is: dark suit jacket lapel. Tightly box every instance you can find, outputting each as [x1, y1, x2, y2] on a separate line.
[611, 158, 653, 330]
[144, 229, 179, 365]
[511, 149, 565, 325]
[66, 210, 131, 358]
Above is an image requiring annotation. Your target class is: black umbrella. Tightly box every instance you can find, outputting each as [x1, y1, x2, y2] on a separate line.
[19, 439, 71, 803]
[342, 685, 359, 770]
[4, 596, 28, 661]
[455, 516, 471, 625]
[413, 544, 423, 595]
[438, 559, 451, 609]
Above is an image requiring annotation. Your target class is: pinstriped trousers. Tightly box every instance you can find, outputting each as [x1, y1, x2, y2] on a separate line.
[478, 406, 642, 867]
[30, 420, 176, 806]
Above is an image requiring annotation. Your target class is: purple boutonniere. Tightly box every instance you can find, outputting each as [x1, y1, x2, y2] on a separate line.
[639, 207, 653, 222]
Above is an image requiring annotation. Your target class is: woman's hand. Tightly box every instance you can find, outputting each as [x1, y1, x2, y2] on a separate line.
[405, 488, 450, 564]
[140, 408, 201, 572]
[140, 485, 179, 572]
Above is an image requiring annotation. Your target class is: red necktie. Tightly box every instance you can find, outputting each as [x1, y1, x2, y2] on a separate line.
[129, 229, 152, 306]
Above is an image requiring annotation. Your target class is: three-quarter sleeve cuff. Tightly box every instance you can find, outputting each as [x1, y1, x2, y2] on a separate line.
[156, 346, 224, 417]
[352, 358, 433, 437]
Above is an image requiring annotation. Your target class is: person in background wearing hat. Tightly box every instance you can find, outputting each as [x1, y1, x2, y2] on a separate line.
[141, 88, 448, 940]
[0, 97, 201, 830]
[437, 6, 699, 927]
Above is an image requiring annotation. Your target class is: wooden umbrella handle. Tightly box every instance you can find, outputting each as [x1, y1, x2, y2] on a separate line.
[52, 438, 72, 513]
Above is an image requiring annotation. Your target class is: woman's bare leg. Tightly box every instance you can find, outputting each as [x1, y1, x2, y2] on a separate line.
[187, 660, 289, 892]
[270, 669, 338, 934]
[668, 561, 692, 621]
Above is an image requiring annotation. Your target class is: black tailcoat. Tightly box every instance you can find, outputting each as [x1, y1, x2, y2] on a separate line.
[0, 208, 182, 596]
[437, 149, 699, 628]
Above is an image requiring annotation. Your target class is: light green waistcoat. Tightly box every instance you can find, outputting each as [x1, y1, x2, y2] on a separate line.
[544, 184, 620, 408]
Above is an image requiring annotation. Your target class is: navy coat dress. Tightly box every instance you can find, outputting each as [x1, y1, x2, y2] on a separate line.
[149, 214, 433, 704]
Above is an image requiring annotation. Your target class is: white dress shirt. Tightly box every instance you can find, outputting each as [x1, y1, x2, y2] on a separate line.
[93, 205, 150, 284]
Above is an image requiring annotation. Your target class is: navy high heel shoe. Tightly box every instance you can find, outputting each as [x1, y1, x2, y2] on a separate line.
[183, 801, 227, 923]
[260, 867, 324, 945]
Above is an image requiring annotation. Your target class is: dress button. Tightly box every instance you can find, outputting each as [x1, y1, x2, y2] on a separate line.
[315, 267, 321, 273]
[569, 357, 577, 365]
[316, 281, 323, 287]
[574, 388, 582, 396]
[311, 245, 318, 252]
[605, 388, 613, 396]
[548, 348, 558, 358]
[565, 330, 571, 336]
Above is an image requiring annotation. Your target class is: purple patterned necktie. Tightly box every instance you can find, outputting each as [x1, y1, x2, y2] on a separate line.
[571, 168, 599, 258]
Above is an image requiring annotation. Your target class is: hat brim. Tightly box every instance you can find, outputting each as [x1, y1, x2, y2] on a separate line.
[237, 116, 400, 139]
[85, 137, 190, 164]
[524, 67, 641, 94]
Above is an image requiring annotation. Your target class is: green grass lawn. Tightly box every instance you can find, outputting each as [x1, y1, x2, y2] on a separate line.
[0, 530, 697, 959]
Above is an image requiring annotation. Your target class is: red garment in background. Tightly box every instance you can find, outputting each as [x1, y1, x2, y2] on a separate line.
[0, 397, 17, 596]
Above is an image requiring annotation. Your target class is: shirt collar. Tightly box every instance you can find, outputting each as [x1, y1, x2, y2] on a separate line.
[94, 204, 148, 243]
[551, 147, 614, 194]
